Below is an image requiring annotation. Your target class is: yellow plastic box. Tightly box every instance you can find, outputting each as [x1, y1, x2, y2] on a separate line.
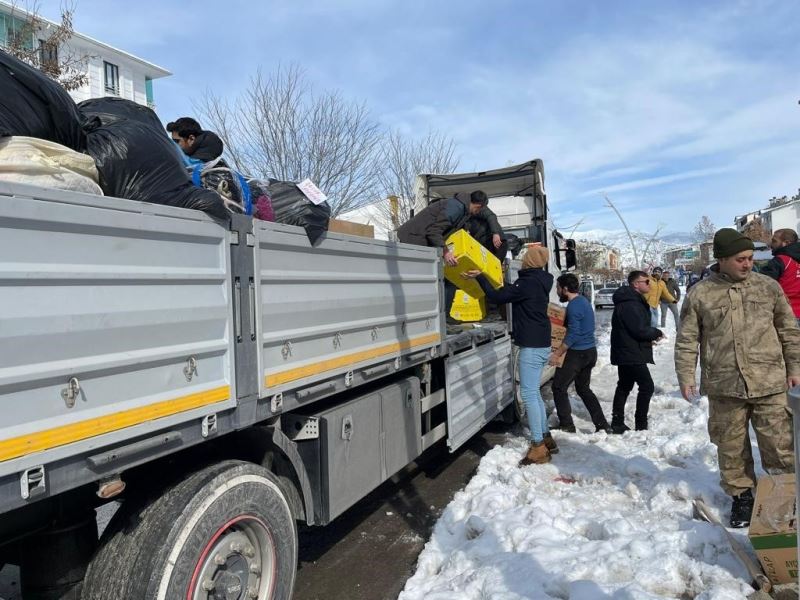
[450, 290, 487, 322]
[443, 230, 503, 298]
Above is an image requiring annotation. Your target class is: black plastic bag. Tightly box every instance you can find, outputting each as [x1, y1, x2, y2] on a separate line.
[0, 49, 85, 150]
[266, 180, 330, 245]
[78, 98, 229, 221]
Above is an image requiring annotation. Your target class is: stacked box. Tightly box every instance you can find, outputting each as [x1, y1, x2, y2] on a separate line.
[749, 473, 798, 584]
[443, 230, 503, 298]
[450, 290, 487, 322]
[549, 303, 568, 368]
[548, 303, 566, 326]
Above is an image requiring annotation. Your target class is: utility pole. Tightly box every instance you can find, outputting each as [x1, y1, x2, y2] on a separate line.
[641, 224, 665, 266]
[603, 193, 640, 267]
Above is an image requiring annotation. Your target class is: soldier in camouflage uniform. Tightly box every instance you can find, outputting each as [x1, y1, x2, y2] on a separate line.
[675, 228, 800, 528]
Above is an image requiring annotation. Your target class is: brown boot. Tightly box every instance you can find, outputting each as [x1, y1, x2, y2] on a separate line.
[519, 441, 551, 466]
[543, 433, 559, 454]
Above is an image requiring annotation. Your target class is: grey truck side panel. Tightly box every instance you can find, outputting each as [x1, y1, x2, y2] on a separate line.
[445, 333, 513, 452]
[0, 182, 236, 480]
[253, 220, 442, 410]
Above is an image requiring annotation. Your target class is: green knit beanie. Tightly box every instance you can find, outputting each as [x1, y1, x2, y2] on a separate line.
[713, 228, 754, 258]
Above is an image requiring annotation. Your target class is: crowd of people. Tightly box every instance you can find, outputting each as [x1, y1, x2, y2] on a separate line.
[463, 221, 800, 529]
[391, 191, 800, 529]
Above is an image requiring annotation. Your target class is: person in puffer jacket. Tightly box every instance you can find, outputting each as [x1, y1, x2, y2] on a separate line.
[463, 246, 556, 466]
[761, 228, 800, 326]
[167, 117, 224, 163]
[675, 228, 800, 528]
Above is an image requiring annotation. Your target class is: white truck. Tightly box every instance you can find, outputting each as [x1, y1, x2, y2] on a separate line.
[0, 159, 572, 599]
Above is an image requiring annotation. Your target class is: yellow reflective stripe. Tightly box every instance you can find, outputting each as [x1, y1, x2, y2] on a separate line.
[265, 333, 441, 387]
[0, 385, 230, 463]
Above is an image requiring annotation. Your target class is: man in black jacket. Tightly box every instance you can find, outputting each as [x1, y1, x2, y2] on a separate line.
[166, 117, 224, 163]
[609, 270, 664, 433]
[397, 190, 488, 318]
[467, 205, 506, 260]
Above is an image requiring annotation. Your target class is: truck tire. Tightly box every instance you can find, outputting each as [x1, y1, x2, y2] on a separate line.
[82, 460, 297, 600]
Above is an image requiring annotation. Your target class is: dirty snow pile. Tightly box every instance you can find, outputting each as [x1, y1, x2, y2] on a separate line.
[401, 306, 762, 599]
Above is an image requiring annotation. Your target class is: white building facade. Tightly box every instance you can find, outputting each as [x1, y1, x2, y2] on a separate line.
[0, 2, 170, 109]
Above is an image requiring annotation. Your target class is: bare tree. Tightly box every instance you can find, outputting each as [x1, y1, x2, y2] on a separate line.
[196, 65, 383, 217]
[3, 2, 91, 91]
[576, 245, 602, 272]
[693, 216, 716, 243]
[371, 130, 459, 230]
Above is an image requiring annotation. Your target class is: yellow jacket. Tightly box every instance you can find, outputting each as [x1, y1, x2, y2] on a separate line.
[643, 276, 675, 308]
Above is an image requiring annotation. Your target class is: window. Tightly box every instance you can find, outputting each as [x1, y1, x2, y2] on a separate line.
[145, 76, 154, 108]
[0, 13, 34, 50]
[38, 38, 58, 67]
[104, 61, 119, 95]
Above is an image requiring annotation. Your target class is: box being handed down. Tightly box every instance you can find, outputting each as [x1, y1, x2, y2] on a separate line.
[443, 230, 503, 299]
[549, 303, 567, 368]
[748, 472, 798, 584]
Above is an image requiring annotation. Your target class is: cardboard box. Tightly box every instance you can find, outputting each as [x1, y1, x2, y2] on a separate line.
[443, 230, 503, 299]
[548, 303, 566, 326]
[550, 324, 566, 347]
[749, 473, 798, 584]
[328, 218, 375, 239]
[450, 290, 487, 322]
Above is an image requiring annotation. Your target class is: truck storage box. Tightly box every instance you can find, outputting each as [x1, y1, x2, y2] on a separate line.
[450, 290, 487, 322]
[443, 229, 503, 299]
[288, 376, 421, 523]
[748, 473, 797, 584]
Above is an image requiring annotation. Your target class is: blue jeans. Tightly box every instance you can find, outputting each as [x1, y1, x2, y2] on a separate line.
[519, 346, 551, 443]
[650, 307, 659, 327]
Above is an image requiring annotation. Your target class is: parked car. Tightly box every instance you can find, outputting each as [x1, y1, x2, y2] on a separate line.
[594, 286, 616, 309]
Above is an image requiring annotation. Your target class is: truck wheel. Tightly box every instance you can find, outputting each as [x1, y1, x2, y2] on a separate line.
[82, 460, 297, 600]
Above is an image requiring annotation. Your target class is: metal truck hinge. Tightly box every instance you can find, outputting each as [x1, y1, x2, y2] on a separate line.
[184, 357, 198, 382]
[271, 393, 283, 413]
[201, 413, 218, 438]
[60, 377, 80, 408]
[21, 465, 46, 500]
[281, 341, 293, 360]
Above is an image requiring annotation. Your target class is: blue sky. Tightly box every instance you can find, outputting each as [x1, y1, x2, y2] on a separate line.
[50, 0, 800, 232]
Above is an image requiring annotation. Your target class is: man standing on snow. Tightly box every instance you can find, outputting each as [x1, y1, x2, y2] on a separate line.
[760, 228, 800, 326]
[609, 270, 664, 433]
[675, 228, 800, 528]
[660, 270, 681, 328]
[549, 273, 611, 433]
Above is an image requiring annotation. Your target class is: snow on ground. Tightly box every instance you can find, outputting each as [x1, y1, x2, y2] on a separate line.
[401, 303, 762, 600]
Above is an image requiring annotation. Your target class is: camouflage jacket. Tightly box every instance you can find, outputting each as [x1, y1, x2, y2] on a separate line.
[674, 271, 800, 398]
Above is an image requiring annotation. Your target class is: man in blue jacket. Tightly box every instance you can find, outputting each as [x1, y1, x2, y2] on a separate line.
[550, 273, 611, 433]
